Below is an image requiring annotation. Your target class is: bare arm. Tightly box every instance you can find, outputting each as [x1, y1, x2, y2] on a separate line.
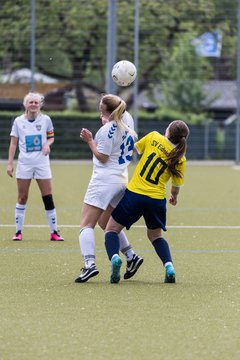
[80, 128, 109, 163]
[7, 136, 18, 177]
[169, 185, 180, 206]
[42, 137, 54, 156]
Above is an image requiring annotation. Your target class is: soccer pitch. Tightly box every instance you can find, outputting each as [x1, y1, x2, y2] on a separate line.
[0, 162, 239, 360]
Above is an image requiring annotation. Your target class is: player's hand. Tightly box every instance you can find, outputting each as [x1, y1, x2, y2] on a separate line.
[42, 144, 50, 155]
[80, 128, 93, 143]
[169, 195, 177, 206]
[7, 164, 14, 177]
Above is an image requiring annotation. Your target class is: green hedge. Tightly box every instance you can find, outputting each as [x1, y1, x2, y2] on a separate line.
[0, 111, 221, 160]
[0, 111, 170, 160]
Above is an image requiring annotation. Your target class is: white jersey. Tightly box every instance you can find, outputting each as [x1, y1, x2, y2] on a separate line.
[10, 113, 54, 166]
[90, 111, 135, 184]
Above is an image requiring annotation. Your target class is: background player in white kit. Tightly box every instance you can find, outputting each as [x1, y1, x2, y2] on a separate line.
[75, 94, 143, 283]
[7, 92, 64, 241]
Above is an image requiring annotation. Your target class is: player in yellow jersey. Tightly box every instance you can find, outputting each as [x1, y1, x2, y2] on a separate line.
[104, 120, 190, 284]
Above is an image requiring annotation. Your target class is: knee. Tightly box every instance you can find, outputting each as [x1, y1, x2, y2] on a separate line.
[147, 228, 162, 243]
[42, 194, 55, 210]
[18, 195, 28, 204]
[98, 219, 106, 230]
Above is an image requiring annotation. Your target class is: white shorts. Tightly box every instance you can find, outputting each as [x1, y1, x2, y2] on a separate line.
[84, 182, 126, 210]
[16, 163, 52, 179]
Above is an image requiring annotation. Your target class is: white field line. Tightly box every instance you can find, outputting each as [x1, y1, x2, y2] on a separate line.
[1, 224, 240, 229]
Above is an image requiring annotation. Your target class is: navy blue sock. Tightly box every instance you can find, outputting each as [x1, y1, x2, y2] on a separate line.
[105, 232, 120, 260]
[152, 237, 172, 265]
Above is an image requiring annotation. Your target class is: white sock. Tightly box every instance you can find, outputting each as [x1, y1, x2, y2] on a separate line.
[79, 227, 96, 268]
[15, 203, 26, 233]
[165, 262, 173, 268]
[119, 230, 134, 261]
[45, 209, 57, 233]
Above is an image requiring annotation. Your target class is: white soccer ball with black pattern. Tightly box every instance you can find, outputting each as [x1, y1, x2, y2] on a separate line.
[111, 60, 137, 87]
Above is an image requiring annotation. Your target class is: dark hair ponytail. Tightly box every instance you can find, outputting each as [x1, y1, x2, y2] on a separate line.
[167, 120, 189, 177]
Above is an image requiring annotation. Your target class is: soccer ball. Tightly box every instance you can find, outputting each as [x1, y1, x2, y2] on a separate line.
[111, 60, 137, 87]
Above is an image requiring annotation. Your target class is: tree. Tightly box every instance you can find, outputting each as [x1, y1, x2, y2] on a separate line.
[0, 0, 238, 111]
[0, 0, 109, 111]
[160, 34, 212, 113]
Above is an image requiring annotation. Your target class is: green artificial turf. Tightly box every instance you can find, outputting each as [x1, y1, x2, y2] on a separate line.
[0, 162, 240, 360]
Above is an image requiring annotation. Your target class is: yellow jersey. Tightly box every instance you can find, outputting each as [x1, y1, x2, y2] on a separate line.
[127, 131, 186, 199]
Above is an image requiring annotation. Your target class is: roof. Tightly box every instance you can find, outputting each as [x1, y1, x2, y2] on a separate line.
[204, 80, 237, 110]
[1, 68, 58, 84]
[139, 80, 237, 111]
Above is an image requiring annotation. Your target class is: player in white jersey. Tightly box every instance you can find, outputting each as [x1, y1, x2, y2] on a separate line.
[7, 92, 64, 242]
[75, 94, 143, 283]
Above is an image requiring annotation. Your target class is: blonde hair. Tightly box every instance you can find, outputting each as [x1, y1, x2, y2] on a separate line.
[23, 92, 44, 109]
[101, 94, 136, 136]
[166, 120, 190, 177]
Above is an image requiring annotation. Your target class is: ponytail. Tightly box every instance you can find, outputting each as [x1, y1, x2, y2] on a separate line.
[166, 120, 189, 177]
[102, 94, 137, 137]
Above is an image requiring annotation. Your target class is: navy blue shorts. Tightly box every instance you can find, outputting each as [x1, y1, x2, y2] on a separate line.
[112, 189, 167, 231]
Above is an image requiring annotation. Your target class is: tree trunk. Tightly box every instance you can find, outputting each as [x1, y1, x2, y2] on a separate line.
[72, 61, 89, 112]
